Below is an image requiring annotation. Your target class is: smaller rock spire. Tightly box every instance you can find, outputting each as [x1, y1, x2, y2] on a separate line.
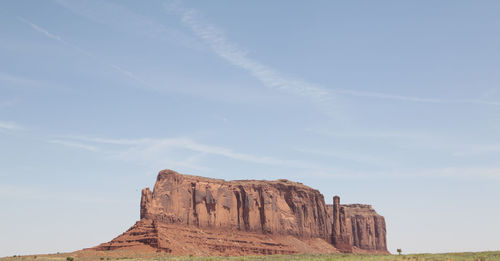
[332, 196, 341, 245]
[140, 188, 152, 219]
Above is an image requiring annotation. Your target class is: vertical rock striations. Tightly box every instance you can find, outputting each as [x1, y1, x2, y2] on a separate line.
[331, 196, 353, 252]
[91, 169, 388, 255]
[327, 199, 387, 253]
[140, 169, 331, 239]
[344, 204, 387, 252]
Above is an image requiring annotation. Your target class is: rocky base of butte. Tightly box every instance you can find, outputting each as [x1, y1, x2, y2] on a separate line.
[87, 169, 388, 256]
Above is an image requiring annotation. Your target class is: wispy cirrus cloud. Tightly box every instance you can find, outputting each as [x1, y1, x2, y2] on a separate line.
[18, 17, 152, 89]
[451, 144, 500, 156]
[18, 17, 62, 41]
[305, 127, 433, 140]
[66, 135, 316, 169]
[176, 6, 334, 108]
[334, 89, 500, 106]
[410, 167, 500, 180]
[294, 147, 395, 168]
[52, 1, 500, 108]
[0, 184, 134, 204]
[307, 127, 500, 157]
[54, 0, 201, 50]
[304, 166, 500, 180]
[48, 136, 207, 172]
[50, 135, 500, 180]
[0, 72, 42, 88]
[168, 3, 500, 108]
[49, 139, 100, 152]
[0, 121, 24, 131]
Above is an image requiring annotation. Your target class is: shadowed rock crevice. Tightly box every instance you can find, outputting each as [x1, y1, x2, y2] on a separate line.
[257, 187, 266, 233]
[234, 190, 241, 229]
[239, 185, 251, 231]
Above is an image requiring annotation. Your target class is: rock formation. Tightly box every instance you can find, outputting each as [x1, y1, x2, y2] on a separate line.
[327, 200, 387, 253]
[89, 169, 388, 255]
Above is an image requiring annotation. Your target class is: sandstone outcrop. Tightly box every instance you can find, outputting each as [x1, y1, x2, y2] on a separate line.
[327, 198, 387, 253]
[90, 169, 388, 255]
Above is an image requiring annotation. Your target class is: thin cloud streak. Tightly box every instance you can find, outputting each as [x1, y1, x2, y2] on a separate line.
[55, 0, 202, 50]
[0, 184, 134, 204]
[48, 136, 209, 172]
[0, 121, 24, 131]
[54, 135, 500, 180]
[0, 72, 43, 88]
[306, 127, 433, 140]
[411, 167, 500, 180]
[50, 1, 500, 108]
[18, 17, 153, 90]
[49, 139, 100, 152]
[335, 89, 500, 106]
[294, 147, 394, 168]
[18, 17, 62, 41]
[68, 136, 317, 169]
[307, 127, 500, 157]
[170, 4, 500, 108]
[303, 166, 500, 180]
[451, 144, 500, 156]
[176, 7, 334, 106]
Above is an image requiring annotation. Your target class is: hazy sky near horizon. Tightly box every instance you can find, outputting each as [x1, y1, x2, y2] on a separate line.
[1, 0, 500, 256]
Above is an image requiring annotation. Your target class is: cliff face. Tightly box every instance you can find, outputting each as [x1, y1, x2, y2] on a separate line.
[344, 204, 387, 252]
[91, 169, 387, 255]
[141, 169, 331, 240]
[327, 202, 387, 253]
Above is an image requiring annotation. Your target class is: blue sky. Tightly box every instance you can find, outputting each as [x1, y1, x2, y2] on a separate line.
[1, 0, 500, 256]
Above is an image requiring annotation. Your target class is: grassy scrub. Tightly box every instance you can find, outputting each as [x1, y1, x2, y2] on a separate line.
[2, 252, 500, 261]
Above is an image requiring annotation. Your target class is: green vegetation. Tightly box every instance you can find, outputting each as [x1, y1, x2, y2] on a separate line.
[2, 252, 500, 261]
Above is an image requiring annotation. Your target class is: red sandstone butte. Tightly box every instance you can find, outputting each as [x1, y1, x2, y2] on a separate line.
[89, 169, 388, 255]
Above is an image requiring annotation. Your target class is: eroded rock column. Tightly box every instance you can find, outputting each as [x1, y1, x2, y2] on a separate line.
[331, 196, 352, 252]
